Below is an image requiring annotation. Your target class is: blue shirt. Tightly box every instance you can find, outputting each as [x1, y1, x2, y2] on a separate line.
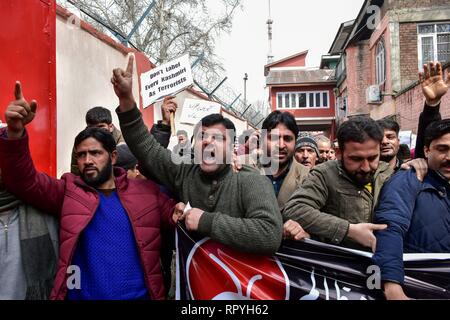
[267, 163, 291, 198]
[67, 191, 149, 300]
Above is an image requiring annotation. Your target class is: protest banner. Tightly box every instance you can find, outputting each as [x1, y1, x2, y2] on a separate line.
[179, 98, 222, 125]
[176, 225, 450, 300]
[140, 54, 193, 108]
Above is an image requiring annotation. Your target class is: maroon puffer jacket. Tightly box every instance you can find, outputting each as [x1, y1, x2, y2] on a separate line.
[0, 129, 177, 300]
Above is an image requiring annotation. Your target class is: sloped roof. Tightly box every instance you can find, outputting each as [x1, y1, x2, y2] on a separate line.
[266, 69, 335, 85]
[329, 20, 355, 55]
[264, 50, 309, 76]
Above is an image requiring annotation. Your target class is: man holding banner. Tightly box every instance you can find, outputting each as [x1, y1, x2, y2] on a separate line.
[112, 55, 283, 255]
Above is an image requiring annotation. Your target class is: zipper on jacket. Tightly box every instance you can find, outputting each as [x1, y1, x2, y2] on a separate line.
[0, 216, 10, 254]
[59, 194, 100, 299]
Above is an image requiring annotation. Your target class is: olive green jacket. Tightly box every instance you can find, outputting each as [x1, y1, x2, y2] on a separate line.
[283, 160, 393, 247]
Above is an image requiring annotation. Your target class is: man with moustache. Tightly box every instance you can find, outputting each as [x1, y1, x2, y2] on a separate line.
[256, 112, 310, 208]
[0, 82, 182, 300]
[235, 111, 311, 241]
[238, 111, 310, 209]
[315, 135, 332, 164]
[373, 119, 450, 300]
[372, 61, 450, 300]
[294, 135, 320, 169]
[376, 119, 402, 171]
[283, 117, 393, 251]
[113, 55, 283, 255]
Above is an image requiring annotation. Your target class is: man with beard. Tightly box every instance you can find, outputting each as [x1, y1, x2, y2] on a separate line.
[283, 117, 392, 251]
[70, 106, 125, 175]
[373, 119, 450, 300]
[376, 119, 402, 171]
[257, 112, 310, 208]
[235, 112, 311, 240]
[294, 135, 319, 169]
[0, 82, 183, 300]
[113, 55, 282, 255]
[238, 112, 310, 208]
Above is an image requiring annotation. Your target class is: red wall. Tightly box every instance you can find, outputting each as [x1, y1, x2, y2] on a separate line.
[0, 0, 57, 176]
[270, 53, 307, 68]
[270, 85, 336, 119]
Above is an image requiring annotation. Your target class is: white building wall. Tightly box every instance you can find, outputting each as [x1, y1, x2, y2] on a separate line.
[56, 16, 139, 177]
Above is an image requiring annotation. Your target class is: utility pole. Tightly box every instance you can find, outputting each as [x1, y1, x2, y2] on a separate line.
[267, 0, 274, 63]
[243, 73, 248, 109]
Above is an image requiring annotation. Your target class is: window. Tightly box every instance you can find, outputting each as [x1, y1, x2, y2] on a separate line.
[298, 93, 307, 108]
[418, 23, 450, 69]
[309, 93, 315, 107]
[336, 54, 346, 80]
[376, 40, 386, 85]
[285, 94, 290, 108]
[291, 94, 297, 108]
[315, 93, 321, 107]
[323, 92, 328, 107]
[276, 91, 330, 109]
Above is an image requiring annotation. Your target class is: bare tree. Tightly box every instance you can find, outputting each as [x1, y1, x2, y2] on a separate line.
[59, 0, 242, 86]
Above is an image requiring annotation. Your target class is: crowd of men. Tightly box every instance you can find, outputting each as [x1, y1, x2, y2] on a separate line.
[0, 57, 449, 300]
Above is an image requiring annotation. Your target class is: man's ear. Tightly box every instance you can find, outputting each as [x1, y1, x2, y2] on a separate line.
[108, 123, 114, 133]
[424, 146, 430, 159]
[336, 147, 342, 161]
[111, 150, 118, 165]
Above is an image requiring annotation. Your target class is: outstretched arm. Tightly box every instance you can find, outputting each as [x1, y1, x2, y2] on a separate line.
[112, 55, 184, 191]
[416, 62, 448, 159]
[0, 82, 65, 216]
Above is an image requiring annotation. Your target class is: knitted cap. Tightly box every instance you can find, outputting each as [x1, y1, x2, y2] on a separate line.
[295, 136, 320, 157]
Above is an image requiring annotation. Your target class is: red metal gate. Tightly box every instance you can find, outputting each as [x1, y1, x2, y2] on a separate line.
[0, 0, 57, 176]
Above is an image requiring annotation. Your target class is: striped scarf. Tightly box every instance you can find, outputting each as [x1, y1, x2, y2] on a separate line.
[0, 189, 58, 300]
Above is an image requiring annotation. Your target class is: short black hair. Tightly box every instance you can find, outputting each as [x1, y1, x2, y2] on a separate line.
[337, 116, 383, 151]
[115, 144, 138, 170]
[397, 144, 411, 161]
[424, 119, 450, 147]
[238, 129, 255, 145]
[194, 114, 236, 144]
[85, 107, 112, 126]
[262, 111, 299, 138]
[376, 118, 400, 136]
[74, 127, 116, 154]
[176, 130, 188, 137]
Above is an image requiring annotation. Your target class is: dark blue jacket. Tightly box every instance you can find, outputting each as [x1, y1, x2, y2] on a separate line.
[373, 169, 450, 284]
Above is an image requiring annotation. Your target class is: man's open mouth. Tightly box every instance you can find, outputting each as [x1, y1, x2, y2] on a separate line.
[203, 149, 216, 165]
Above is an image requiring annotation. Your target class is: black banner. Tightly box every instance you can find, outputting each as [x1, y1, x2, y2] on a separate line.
[175, 225, 450, 300]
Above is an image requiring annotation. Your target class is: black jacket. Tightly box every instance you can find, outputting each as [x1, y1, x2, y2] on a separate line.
[415, 102, 441, 159]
